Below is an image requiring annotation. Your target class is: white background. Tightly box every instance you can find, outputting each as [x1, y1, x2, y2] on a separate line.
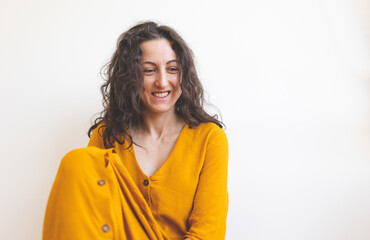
[1, 0, 369, 239]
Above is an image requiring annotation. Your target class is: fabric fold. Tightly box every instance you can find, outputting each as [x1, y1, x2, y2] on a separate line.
[43, 146, 169, 240]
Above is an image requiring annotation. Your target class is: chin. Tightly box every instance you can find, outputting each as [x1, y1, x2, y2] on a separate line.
[145, 106, 175, 114]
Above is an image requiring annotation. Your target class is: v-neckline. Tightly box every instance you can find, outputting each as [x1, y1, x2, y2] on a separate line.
[131, 124, 188, 179]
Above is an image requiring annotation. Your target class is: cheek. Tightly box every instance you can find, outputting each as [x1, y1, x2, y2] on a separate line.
[142, 78, 149, 91]
[173, 80, 182, 96]
[173, 76, 181, 90]
[141, 77, 153, 95]
[139, 84, 149, 103]
[174, 84, 182, 98]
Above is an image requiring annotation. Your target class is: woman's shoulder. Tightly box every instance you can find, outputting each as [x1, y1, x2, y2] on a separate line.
[183, 122, 228, 156]
[187, 122, 227, 141]
[88, 122, 107, 148]
[194, 121, 225, 132]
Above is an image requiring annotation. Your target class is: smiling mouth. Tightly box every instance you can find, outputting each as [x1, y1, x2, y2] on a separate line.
[152, 91, 170, 98]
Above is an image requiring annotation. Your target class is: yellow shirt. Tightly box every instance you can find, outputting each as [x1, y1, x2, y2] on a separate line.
[88, 122, 229, 240]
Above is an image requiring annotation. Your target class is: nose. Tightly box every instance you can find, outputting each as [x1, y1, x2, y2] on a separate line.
[155, 69, 168, 89]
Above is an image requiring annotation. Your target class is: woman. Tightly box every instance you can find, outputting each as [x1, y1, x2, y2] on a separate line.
[43, 21, 228, 240]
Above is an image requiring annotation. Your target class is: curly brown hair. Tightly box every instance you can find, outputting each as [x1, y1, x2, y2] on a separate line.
[88, 21, 224, 149]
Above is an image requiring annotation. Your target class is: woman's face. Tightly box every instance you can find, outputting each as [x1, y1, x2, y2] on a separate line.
[139, 39, 182, 115]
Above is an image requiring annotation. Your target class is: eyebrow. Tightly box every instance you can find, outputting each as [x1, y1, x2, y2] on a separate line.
[141, 60, 178, 65]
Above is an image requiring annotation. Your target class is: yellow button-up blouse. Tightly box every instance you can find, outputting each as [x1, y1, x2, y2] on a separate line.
[88, 122, 229, 240]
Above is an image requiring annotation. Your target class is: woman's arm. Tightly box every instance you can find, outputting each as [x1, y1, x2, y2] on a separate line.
[184, 126, 229, 240]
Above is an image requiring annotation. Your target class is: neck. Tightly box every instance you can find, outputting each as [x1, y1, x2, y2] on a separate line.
[136, 109, 185, 139]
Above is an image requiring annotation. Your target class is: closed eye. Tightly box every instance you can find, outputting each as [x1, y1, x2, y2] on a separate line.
[143, 69, 156, 75]
[167, 67, 180, 73]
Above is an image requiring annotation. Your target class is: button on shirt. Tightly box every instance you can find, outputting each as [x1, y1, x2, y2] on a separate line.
[98, 179, 105, 186]
[102, 224, 109, 233]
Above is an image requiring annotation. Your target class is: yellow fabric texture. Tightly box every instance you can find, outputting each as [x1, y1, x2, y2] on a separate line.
[43, 122, 228, 240]
[43, 147, 170, 240]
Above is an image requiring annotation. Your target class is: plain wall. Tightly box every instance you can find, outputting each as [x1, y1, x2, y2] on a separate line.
[1, 0, 369, 239]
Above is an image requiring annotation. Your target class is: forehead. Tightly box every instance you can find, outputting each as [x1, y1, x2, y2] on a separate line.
[140, 39, 177, 63]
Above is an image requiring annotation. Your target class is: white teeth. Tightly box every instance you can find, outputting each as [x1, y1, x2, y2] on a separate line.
[153, 92, 169, 98]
